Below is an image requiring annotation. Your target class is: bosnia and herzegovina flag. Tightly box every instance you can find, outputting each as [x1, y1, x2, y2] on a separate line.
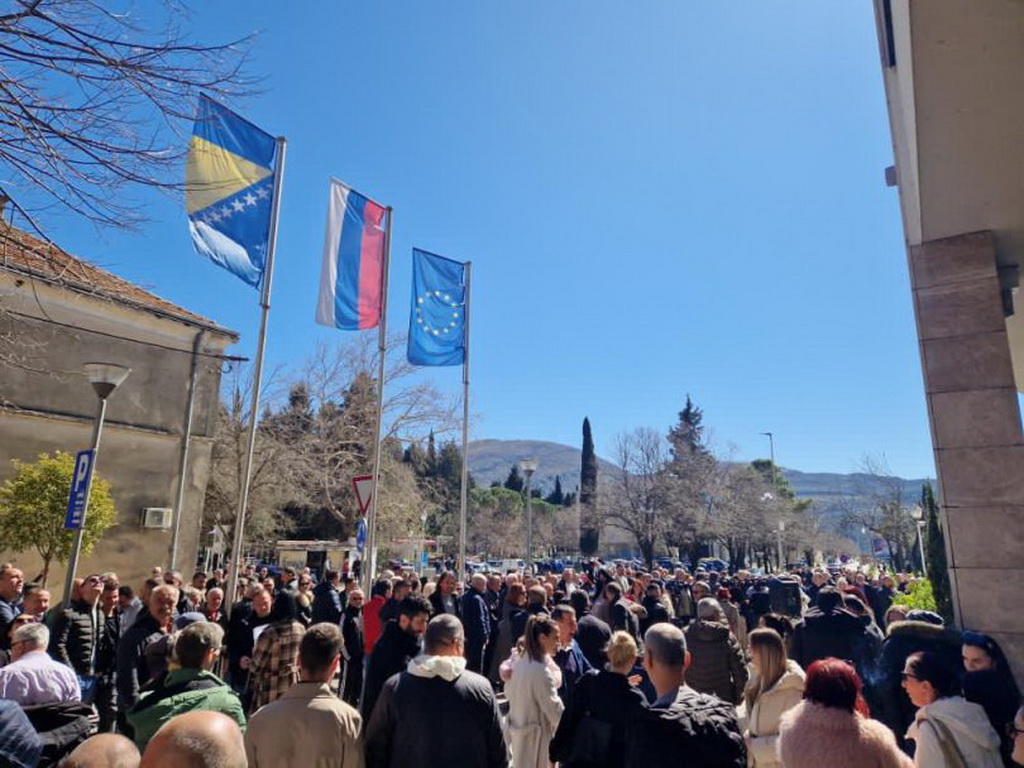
[407, 248, 467, 366]
[186, 95, 278, 288]
[316, 178, 388, 330]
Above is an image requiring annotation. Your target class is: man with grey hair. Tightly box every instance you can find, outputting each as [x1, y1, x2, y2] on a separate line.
[461, 573, 491, 673]
[117, 584, 180, 729]
[625, 622, 746, 767]
[0, 621, 80, 705]
[127, 621, 245, 751]
[684, 597, 748, 704]
[365, 614, 507, 768]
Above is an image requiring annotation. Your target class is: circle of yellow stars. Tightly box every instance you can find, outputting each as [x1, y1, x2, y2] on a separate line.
[415, 290, 461, 336]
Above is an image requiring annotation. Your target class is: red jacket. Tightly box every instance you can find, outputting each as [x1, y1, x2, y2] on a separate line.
[363, 595, 386, 654]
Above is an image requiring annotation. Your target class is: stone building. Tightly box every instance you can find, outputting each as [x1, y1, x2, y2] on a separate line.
[873, 0, 1024, 676]
[0, 224, 237, 596]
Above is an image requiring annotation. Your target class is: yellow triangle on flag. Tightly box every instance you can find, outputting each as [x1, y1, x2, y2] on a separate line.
[185, 135, 273, 214]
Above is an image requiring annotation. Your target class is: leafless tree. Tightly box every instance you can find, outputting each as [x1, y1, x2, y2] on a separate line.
[604, 427, 674, 566]
[0, 0, 256, 229]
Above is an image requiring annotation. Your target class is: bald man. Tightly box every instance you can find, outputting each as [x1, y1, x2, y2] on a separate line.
[461, 573, 490, 673]
[139, 711, 246, 768]
[61, 733, 140, 768]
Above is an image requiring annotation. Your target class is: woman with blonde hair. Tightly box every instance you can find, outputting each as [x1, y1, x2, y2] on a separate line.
[550, 630, 648, 767]
[742, 628, 805, 767]
[506, 614, 565, 768]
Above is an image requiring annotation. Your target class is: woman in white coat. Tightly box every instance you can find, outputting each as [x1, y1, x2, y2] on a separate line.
[902, 650, 1003, 768]
[741, 627, 805, 767]
[505, 614, 564, 768]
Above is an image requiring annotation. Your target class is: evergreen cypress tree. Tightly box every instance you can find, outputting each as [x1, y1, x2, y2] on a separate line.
[580, 417, 600, 555]
[504, 464, 524, 492]
[668, 395, 707, 460]
[923, 483, 954, 622]
[545, 476, 564, 505]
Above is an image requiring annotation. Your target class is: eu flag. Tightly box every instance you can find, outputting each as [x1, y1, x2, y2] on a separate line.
[408, 249, 467, 366]
[185, 95, 278, 288]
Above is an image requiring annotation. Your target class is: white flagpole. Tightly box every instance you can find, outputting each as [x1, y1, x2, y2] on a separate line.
[225, 137, 286, 617]
[458, 262, 472, 580]
[362, 207, 393, 595]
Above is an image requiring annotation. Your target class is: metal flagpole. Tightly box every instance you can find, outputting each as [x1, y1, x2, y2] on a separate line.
[362, 206, 393, 595]
[457, 262, 472, 580]
[225, 137, 286, 618]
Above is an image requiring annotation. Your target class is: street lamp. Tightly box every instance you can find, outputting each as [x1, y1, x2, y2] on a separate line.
[910, 505, 928, 577]
[518, 459, 538, 572]
[777, 519, 786, 573]
[62, 362, 131, 606]
[759, 431, 778, 490]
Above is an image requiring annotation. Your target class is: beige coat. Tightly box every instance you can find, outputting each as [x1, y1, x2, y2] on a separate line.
[244, 681, 363, 768]
[505, 656, 564, 768]
[745, 660, 805, 767]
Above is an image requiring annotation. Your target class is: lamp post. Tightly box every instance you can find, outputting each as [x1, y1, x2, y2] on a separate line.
[519, 459, 538, 572]
[777, 519, 786, 573]
[759, 431, 777, 490]
[910, 505, 928, 577]
[62, 362, 131, 606]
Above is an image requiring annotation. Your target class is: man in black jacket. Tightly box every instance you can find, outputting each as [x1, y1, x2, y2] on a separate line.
[310, 570, 344, 625]
[461, 574, 490, 674]
[791, 587, 875, 675]
[361, 593, 430, 720]
[626, 623, 746, 768]
[365, 614, 507, 768]
[49, 573, 106, 698]
[116, 585, 178, 733]
[340, 588, 365, 707]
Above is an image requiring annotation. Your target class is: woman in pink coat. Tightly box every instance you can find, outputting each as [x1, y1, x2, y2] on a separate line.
[777, 658, 912, 768]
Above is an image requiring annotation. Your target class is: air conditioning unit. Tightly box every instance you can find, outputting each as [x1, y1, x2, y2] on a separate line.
[142, 507, 173, 529]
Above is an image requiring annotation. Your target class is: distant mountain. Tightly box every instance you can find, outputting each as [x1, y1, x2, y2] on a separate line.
[467, 439, 934, 522]
[468, 439, 618, 493]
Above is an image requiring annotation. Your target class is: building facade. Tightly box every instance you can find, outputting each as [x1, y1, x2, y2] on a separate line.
[873, 0, 1024, 677]
[0, 225, 237, 596]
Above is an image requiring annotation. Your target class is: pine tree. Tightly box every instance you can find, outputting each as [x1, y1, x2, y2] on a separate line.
[426, 430, 437, 473]
[580, 417, 600, 555]
[667, 395, 707, 460]
[545, 476, 565, 505]
[923, 483, 954, 622]
[504, 465, 525, 493]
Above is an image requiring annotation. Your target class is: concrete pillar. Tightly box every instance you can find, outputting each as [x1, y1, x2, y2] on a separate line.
[909, 230, 1024, 679]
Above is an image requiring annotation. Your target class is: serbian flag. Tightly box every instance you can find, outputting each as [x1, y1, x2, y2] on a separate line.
[316, 178, 388, 330]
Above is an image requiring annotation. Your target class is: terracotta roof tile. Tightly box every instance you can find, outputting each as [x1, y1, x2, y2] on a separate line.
[0, 225, 237, 338]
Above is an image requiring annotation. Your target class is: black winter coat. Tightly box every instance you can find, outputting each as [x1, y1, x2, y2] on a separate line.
[361, 620, 421, 720]
[791, 606, 876, 674]
[576, 614, 612, 671]
[116, 612, 167, 712]
[610, 599, 640, 643]
[867, 619, 964, 752]
[365, 666, 507, 768]
[428, 589, 462, 620]
[550, 669, 648, 767]
[625, 687, 746, 768]
[310, 582, 343, 625]
[48, 600, 103, 677]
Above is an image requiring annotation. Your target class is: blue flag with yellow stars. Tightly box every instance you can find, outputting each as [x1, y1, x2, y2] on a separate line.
[185, 95, 278, 288]
[408, 248, 467, 366]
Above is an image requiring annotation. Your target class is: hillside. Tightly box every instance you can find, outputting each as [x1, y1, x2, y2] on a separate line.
[467, 439, 934, 521]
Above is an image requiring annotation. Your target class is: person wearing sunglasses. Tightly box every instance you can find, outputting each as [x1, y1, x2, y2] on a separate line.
[902, 650, 1002, 767]
[49, 572, 108, 705]
[961, 631, 1022, 766]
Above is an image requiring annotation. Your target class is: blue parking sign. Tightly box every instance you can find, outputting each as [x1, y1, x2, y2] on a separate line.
[64, 449, 95, 530]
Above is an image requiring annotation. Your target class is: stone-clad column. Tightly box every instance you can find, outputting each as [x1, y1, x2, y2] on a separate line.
[909, 230, 1024, 678]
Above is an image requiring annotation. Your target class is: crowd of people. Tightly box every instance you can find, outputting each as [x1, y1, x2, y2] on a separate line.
[0, 557, 1022, 768]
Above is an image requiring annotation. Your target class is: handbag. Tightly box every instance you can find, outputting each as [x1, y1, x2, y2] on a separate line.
[919, 716, 968, 768]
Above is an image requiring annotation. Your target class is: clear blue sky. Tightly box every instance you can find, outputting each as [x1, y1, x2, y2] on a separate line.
[39, 2, 934, 479]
